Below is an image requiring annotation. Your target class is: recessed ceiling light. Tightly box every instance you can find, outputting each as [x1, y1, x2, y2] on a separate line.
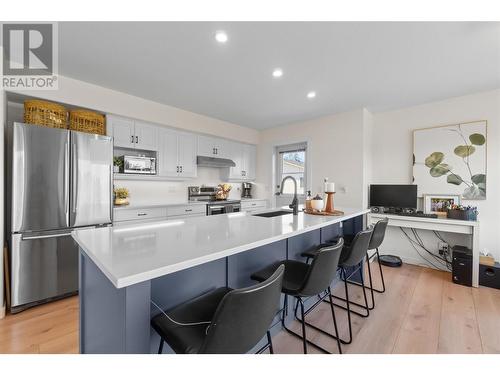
[215, 31, 228, 43]
[307, 91, 316, 99]
[272, 68, 283, 78]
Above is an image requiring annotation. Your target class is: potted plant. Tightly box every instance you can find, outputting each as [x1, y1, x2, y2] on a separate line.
[114, 187, 129, 206]
[113, 156, 123, 173]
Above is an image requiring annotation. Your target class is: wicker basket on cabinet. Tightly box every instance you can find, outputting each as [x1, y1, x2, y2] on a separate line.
[69, 110, 106, 135]
[24, 100, 68, 129]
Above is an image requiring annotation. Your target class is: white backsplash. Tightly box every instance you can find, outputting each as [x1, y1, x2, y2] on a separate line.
[114, 166, 245, 205]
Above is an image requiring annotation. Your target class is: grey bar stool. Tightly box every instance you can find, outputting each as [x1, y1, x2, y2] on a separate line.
[341, 218, 389, 309]
[250, 239, 344, 354]
[151, 265, 284, 354]
[301, 228, 373, 345]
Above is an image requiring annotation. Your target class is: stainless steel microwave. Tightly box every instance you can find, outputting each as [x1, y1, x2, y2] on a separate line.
[120, 155, 157, 175]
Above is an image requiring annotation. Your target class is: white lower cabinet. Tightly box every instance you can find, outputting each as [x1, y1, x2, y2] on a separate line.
[241, 199, 267, 212]
[113, 204, 206, 224]
[114, 207, 168, 223]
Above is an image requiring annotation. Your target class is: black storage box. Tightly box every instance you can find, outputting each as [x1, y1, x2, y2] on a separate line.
[479, 262, 500, 290]
[452, 245, 472, 287]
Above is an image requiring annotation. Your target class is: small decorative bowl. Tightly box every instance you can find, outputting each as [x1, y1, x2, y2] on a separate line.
[310, 199, 324, 211]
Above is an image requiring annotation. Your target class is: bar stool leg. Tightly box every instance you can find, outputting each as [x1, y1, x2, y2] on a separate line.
[327, 286, 342, 354]
[266, 330, 274, 354]
[376, 248, 386, 293]
[158, 338, 164, 354]
[298, 297, 308, 354]
[365, 253, 376, 308]
[342, 268, 353, 345]
[358, 266, 370, 318]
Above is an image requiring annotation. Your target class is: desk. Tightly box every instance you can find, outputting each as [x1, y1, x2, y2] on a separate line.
[368, 213, 480, 287]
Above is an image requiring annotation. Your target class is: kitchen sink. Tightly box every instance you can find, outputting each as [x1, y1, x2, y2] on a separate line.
[252, 210, 293, 218]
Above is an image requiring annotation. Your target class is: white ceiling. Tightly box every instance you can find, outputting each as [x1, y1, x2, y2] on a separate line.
[59, 22, 500, 129]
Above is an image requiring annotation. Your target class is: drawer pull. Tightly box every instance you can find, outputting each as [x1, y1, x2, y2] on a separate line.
[137, 213, 147, 216]
[185, 209, 193, 212]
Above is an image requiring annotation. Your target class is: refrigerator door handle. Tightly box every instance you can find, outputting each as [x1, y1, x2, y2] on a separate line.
[72, 138, 78, 215]
[64, 140, 70, 225]
[22, 232, 72, 240]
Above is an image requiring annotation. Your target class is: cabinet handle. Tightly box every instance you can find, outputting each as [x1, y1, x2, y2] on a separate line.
[136, 135, 139, 143]
[176, 166, 179, 172]
[137, 213, 147, 216]
[131, 135, 134, 144]
[185, 209, 192, 212]
[180, 166, 183, 173]
[216, 148, 218, 155]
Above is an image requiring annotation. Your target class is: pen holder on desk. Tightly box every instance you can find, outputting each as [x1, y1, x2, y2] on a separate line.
[324, 192, 335, 213]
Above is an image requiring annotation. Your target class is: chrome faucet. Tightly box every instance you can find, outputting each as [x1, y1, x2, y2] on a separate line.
[280, 176, 299, 215]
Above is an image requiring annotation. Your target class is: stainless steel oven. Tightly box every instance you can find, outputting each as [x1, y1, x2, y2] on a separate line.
[120, 155, 156, 174]
[207, 201, 241, 215]
[188, 186, 241, 215]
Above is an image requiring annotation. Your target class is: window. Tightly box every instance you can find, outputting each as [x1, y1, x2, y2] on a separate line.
[276, 143, 307, 195]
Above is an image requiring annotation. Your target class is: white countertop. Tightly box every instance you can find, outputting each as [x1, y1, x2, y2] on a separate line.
[72, 207, 369, 288]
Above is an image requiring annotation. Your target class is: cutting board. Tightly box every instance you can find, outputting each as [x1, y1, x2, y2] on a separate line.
[303, 208, 344, 216]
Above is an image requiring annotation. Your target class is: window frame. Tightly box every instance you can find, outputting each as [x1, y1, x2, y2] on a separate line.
[275, 142, 308, 198]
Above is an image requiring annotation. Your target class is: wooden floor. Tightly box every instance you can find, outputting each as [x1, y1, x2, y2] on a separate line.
[0, 263, 499, 354]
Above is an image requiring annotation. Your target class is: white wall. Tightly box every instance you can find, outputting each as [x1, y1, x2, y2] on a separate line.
[371, 89, 500, 260]
[256, 109, 368, 208]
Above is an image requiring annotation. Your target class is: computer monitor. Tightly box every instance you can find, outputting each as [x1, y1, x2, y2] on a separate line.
[369, 184, 417, 209]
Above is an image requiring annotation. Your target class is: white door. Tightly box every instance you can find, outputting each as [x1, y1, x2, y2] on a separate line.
[197, 135, 218, 157]
[228, 141, 243, 179]
[243, 144, 256, 180]
[158, 129, 179, 177]
[177, 131, 197, 178]
[108, 115, 135, 148]
[135, 121, 158, 151]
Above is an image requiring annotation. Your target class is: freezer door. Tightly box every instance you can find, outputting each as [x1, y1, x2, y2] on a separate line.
[10, 231, 78, 308]
[12, 123, 70, 233]
[70, 131, 113, 227]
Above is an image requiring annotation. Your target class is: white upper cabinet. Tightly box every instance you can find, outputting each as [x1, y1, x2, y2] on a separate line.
[177, 132, 197, 178]
[108, 114, 254, 181]
[158, 128, 197, 179]
[197, 135, 227, 158]
[107, 115, 157, 151]
[158, 128, 179, 177]
[108, 115, 135, 148]
[228, 141, 243, 179]
[243, 143, 256, 180]
[227, 141, 256, 181]
[134, 121, 158, 151]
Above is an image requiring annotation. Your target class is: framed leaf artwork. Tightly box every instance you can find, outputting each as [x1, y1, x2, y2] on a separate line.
[413, 120, 487, 200]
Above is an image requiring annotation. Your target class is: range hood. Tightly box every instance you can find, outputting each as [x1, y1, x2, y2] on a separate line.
[197, 156, 236, 168]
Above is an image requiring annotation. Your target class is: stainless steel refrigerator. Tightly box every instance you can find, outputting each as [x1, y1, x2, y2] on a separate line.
[8, 122, 113, 312]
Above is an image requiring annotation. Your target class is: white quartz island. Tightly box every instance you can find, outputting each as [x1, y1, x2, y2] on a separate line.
[73, 207, 369, 353]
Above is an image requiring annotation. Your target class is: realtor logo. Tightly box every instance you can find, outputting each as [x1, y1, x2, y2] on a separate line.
[1, 22, 58, 89]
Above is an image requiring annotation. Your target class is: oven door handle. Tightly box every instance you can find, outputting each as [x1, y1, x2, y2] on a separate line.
[209, 206, 225, 210]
